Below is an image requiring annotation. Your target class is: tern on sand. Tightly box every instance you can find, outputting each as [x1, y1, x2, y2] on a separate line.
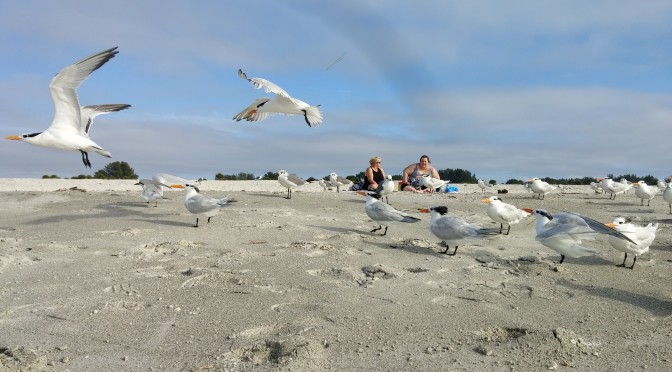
[525, 208, 635, 264]
[135, 178, 172, 207]
[5, 47, 129, 168]
[329, 172, 352, 193]
[482, 196, 530, 235]
[173, 184, 234, 227]
[358, 191, 420, 235]
[277, 170, 310, 199]
[605, 217, 658, 269]
[419, 206, 493, 255]
[234, 69, 322, 127]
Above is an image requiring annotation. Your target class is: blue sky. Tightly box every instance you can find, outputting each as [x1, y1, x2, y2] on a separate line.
[1, 0, 671, 182]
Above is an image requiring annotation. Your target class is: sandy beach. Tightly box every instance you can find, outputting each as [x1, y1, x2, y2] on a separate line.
[0, 179, 670, 371]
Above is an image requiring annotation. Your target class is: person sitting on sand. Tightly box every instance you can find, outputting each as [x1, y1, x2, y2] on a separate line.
[362, 156, 386, 191]
[400, 154, 441, 192]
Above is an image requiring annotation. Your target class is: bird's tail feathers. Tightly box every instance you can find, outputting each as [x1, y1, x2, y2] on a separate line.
[401, 216, 421, 223]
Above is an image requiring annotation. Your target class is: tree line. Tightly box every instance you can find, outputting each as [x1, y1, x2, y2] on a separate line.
[41, 163, 662, 185]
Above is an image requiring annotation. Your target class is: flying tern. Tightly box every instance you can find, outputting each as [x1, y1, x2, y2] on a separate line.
[524, 208, 635, 264]
[5, 47, 129, 168]
[418, 206, 492, 255]
[234, 69, 322, 127]
[605, 217, 658, 269]
[358, 191, 420, 235]
[481, 196, 530, 235]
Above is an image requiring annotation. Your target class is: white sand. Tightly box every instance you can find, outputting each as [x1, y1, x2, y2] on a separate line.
[0, 180, 670, 371]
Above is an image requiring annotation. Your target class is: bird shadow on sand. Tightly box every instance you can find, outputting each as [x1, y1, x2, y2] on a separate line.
[365, 238, 446, 258]
[128, 217, 194, 228]
[25, 204, 172, 225]
[556, 278, 672, 317]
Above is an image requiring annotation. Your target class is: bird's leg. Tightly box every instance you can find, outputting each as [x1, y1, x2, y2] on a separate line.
[669, 204, 671, 214]
[616, 253, 628, 267]
[442, 246, 458, 255]
[505, 225, 511, 235]
[629, 256, 637, 270]
[498, 223, 503, 234]
[382, 226, 388, 236]
[558, 255, 566, 264]
[370, 225, 382, 234]
[302, 110, 311, 127]
[194, 218, 199, 228]
[641, 199, 644, 206]
[207, 216, 212, 223]
[80, 150, 91, 168]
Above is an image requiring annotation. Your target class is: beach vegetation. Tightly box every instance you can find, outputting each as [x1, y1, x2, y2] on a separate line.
[92, 161, 138, 179]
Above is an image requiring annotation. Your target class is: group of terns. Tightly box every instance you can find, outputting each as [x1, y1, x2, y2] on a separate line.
[134, 173, 235, 228]
[354, 187, 658, 269]
[6, 47, 323, 168]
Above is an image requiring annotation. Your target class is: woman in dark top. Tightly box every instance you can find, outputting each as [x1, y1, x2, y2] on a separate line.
[363, 156, 386, 191]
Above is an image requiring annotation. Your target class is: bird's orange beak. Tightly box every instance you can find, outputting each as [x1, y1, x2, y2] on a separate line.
[356, 191, 366, 197]
[605, 222, 616, 228]
[481, 198, 491, 203]
[522, 208, 534, 214]
[170, 184, 185, 189]
[5, 135, 21, 140]
[418, 208, 430, 213]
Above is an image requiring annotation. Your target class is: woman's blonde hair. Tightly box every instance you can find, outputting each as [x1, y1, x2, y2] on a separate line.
[369, 156, 381, 166]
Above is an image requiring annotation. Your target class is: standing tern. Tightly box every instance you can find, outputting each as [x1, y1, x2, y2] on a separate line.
[524, 208, 635, 264]
[664, 182, 672, 214]
[173, 184, 234, 227]
[358, 191, 420, 235]
[418, 206, 492, 255]
[633, 181, 657, 206]
[481, 196, 530, 235]
[135, 179, 172, 207]
[329, 172, 352, 193]
[234, 69, 323, 127]
[477, 179, 494, 193]
[527, 178, 555, 200]
[277, 170, 309, 199]
[597, 178, 629, 200]
[5, 47, 129, 168]
[605, 217, 658, 269]
[421, 174, 448, 192]
[376, 175, 395, 203]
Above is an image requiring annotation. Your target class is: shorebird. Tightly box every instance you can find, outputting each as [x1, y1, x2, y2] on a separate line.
[358, 191, 420, 235]
[5, 47, 129, 168]
[329, 172, 352, 192]
[527, 178, 555, 200]
[477, 179, 494, 193]
[173, 184, 234, 227]
[135, 179, 172, 207]
[525, 208, 635, 264]
[605, 217, 658, 269]
[419, 206, 492, 255]
[376, 175, 395, 203]
[277, 170, 309, 199]
[421, 174, 448, 192]
[481, 196, 530, 235]
[597, 177, 629, 200]
[633, 181, 657, 206]
[234, 69, 322, 127]
[664, 183, 672, 214]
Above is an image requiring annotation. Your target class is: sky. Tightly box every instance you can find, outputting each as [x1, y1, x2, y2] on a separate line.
[1, 0, 671, 183]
